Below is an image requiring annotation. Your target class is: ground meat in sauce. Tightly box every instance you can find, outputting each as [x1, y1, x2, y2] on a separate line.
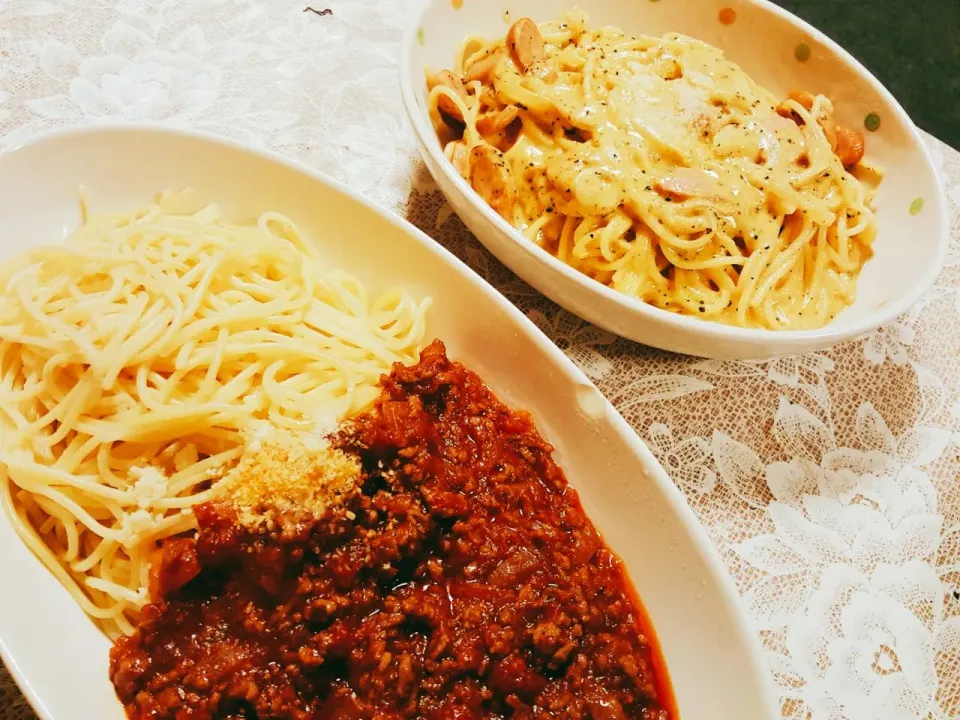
[110, 341, 675, 720]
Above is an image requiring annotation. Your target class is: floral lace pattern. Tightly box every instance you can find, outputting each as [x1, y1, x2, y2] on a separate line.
[0, 2, 958, 719]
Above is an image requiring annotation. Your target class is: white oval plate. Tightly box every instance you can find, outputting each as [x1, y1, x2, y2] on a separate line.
[0, 126, 776, 720]
[400, 0, 948, 360]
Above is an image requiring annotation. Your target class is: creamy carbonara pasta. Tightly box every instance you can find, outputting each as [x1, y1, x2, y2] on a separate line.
[427, 10, 880, 329]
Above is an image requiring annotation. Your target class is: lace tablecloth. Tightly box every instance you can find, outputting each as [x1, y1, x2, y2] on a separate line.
[1, 1, 958, 718]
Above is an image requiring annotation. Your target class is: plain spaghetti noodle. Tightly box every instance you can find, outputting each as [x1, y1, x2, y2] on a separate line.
[427, 10, 881, 329]
[0, 191, 430, 638]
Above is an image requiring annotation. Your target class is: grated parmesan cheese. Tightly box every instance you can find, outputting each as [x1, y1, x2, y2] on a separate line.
[219, 423, 361, 531]
[129, 466, 169, 509]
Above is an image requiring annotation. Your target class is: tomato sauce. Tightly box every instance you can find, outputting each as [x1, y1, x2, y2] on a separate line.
[110, 341, 676, 719]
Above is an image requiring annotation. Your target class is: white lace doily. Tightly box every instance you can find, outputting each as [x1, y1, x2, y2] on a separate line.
[1, 2, 958, 718]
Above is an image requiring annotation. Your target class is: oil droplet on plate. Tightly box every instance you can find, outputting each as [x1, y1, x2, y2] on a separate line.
[718, 7, 737, 25]
[909, 197, 924, 215]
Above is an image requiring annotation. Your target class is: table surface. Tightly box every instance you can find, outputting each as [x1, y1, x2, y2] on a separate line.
[1, 2, 958, 719]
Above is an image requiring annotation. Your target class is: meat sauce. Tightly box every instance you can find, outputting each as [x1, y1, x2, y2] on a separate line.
[110, 341, 676, 719]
